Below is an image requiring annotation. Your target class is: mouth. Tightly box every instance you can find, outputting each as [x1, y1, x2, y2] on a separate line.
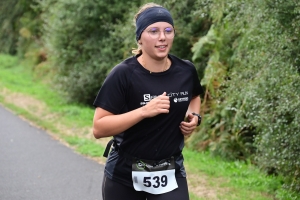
[155, 45, 168, 50]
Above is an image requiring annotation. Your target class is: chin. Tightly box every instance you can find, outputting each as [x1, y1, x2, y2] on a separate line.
[155, 52, 169, 59]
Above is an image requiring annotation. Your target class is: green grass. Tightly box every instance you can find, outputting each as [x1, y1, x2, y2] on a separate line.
[63, 135, 105, 157]
[0, 54, 291, 200]
[0, 54, 94, 128]
[183, 149, 283, 199]
[184, 149, 282, 191]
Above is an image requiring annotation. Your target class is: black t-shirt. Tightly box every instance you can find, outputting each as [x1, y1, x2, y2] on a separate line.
[93, 54, 203, 187]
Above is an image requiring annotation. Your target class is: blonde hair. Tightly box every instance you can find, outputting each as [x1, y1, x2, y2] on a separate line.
[131, 3, 163, 55]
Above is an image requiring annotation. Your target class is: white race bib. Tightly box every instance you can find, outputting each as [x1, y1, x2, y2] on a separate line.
[132, 157, 178, 194]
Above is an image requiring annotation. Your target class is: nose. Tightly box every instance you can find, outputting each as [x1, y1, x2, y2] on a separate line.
[158, 31, 166, 41]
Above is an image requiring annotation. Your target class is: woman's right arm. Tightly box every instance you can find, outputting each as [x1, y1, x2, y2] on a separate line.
[93, 92, 170, 139]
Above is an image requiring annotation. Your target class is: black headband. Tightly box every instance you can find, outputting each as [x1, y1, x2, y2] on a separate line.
[135, 7, 174, 41]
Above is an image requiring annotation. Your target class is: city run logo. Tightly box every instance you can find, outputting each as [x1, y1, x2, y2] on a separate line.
[141, 92, 189, 105]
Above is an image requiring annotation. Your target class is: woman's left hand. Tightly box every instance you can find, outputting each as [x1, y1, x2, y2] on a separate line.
[179, 113, 198, 136]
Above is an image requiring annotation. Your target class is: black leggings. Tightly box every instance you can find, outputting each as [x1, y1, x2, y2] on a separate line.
[102, 175, 189, 200]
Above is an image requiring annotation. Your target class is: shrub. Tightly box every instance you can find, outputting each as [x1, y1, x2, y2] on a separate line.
[187, 0, 300, 194]
[0, 0, 40, 55]
[38, 0, 139, 104]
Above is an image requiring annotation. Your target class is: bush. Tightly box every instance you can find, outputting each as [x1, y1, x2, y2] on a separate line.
[38, 0, 139, 104]
[186, 0, 258, 161]
[0, 0, 40, 55]
[254, 0, 300, 193]
[187, 0, 300, 194]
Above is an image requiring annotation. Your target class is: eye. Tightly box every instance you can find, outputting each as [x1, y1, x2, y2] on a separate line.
[165, 27, 173, 33]
[148, 28, 159, 34]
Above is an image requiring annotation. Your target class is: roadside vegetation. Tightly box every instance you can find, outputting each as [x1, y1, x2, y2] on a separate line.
[1, 0, 300, 199]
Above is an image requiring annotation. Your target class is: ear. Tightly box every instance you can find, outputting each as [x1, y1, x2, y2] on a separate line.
[138, 40, 142, 45]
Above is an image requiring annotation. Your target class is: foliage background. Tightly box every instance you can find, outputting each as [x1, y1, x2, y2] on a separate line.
[0, 0, 299, 196]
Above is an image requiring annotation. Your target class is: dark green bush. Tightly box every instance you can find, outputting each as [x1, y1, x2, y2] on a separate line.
[187, 0, 300, 194]
[38, 0, 139, 104]
[0, 0, 40, 55]
[186, 0, 258, 161]
[0, 0, 19, 54]
[253, 0, 300, 193]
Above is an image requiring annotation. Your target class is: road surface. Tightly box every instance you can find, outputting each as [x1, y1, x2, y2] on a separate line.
[0, 105, 104, 200]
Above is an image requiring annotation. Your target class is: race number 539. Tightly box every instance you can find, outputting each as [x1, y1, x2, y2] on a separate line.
[132, 170, 178, 194]
[132, 157, 178, 194]
[143, 175, 168, 188]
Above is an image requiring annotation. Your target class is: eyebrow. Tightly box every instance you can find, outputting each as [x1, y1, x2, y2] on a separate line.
[147, 27, 173, 30]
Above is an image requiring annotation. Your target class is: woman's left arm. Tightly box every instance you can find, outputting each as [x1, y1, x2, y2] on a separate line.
[180, 95, 201, 136]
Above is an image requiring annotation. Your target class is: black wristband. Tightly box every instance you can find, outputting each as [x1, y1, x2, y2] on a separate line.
[192, 113, 202, 126]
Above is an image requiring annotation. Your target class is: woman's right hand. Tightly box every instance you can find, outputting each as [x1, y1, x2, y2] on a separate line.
[141, 92, 170, 118]
[93, 92, 170, 138]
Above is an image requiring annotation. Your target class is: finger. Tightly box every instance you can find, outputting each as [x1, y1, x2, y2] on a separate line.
[180, 123, 191, 132]
[187, 113, 193, 118]
[180, 122, 196, 132]
[181, 121, 195, 127]
[187, 114, 195, 122]
[159, 93, 169, 100]
[180, 127, 193, 136]
[157, 99, 170, 109]
[184, 116, 197, 126]
[159, 108, 170, 114]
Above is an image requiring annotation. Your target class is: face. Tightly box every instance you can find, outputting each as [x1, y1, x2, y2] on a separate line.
[139, 22, 174, 60]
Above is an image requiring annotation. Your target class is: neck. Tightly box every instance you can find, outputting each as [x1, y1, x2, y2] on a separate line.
[139, 54, 170, 73]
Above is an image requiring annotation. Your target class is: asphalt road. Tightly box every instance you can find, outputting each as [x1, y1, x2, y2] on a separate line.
[0, 105, 104, 200]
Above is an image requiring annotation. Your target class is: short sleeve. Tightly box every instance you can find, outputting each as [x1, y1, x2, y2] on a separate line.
[93, 64, 129, 114]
